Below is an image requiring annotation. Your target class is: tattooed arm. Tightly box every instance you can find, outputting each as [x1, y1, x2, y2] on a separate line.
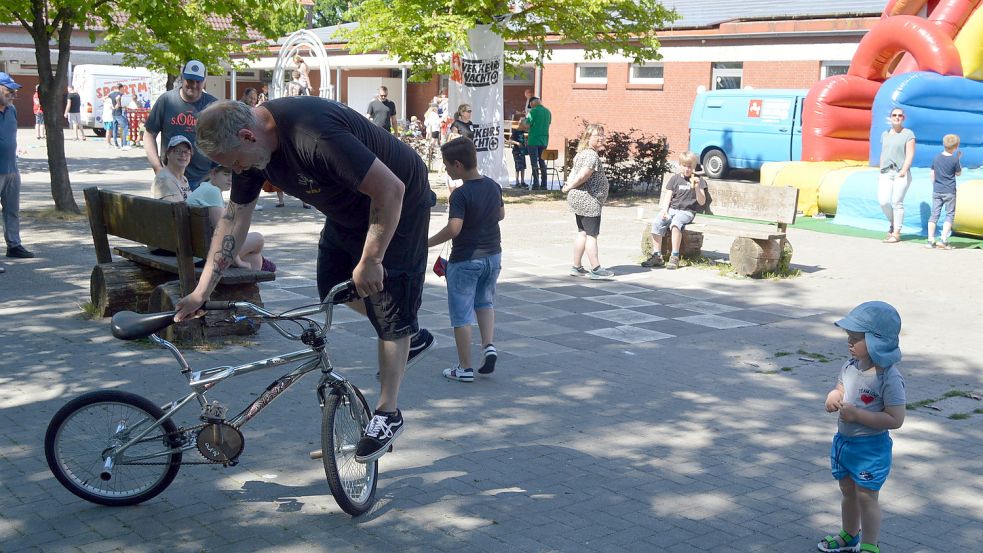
[174, 199, 256, 321]
[352, 159, 405, 297]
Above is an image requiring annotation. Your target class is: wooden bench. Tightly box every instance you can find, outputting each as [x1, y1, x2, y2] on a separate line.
[84, 186, 275, 341]
[641, 181, 798, 277]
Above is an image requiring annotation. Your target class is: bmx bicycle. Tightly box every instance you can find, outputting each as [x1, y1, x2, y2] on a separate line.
[44, 281, 380, 516]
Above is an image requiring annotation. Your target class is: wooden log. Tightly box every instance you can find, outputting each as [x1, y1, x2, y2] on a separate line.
[148, 281, 263, 343]
[90, 261, 172, 317]
[640, 223, 703, 260]
[729, 237, 781, 277]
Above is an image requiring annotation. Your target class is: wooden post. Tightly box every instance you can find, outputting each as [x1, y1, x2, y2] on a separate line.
[84, 187, 112, 264]
[171, 202, 197, 297]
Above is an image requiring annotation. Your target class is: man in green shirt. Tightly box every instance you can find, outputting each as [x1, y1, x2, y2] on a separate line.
[524, 97, 552, 190]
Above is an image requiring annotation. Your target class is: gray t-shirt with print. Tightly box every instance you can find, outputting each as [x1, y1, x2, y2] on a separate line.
[836, 359, 906, 437]
[145, 88, 218, 188]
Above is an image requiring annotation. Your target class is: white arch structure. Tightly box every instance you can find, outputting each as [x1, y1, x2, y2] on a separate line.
[272, 29, 333, 99]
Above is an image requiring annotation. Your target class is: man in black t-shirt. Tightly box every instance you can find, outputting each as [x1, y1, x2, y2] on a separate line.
[176, 97, 436, 463]
[366, 86, 398, 134]
[63, 86, 84, 141]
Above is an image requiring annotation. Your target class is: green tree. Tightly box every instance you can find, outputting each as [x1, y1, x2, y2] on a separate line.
[339, 0, 678, 81]
[313, 0, 358, 28]
[0, 1, 303, 212]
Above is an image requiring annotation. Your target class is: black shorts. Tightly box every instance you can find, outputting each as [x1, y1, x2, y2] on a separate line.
[575, 214, 601, 237]
[430, 130, 440, 139]
[316, 204, 431, 340]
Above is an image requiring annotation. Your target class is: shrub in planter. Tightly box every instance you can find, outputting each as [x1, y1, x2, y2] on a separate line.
[564, 119, 672, 195]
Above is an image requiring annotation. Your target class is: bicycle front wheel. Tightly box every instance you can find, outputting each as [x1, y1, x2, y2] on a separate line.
[45, 390, 183, 506]
[321, 388, 378, 516]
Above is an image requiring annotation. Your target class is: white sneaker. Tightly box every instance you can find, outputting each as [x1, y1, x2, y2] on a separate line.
[121, 145, 132, 151]
[254, 204, 264, 211]
[442, 366, 474, 382]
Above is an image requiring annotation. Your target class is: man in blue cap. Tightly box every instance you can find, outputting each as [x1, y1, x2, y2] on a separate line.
[0, 71, 36, 270]
[143, 60, 217, 190]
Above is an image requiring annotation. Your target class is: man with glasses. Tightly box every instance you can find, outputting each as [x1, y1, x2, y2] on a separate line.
[0, 72, 35, 267]
[143, 60, 218, 191]
[366, 86, 399, 134]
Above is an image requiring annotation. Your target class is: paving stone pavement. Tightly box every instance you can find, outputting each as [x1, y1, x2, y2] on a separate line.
[1, 131, 982, 552]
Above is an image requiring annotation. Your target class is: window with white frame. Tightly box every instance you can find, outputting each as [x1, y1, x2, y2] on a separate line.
[576, 64, 608, 84]
[630, 63, 664, 85]
[712, 62, 743, 90]
[821, 61, 850, 79]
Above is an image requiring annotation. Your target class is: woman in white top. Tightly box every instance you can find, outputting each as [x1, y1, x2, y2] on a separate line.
[292, 54, 310, 92]
[424, 104, 441, 149]
[150, 135, 192, 202]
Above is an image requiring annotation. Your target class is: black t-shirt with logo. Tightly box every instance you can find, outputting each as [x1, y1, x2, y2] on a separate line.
[666, 173, 707, 212]
[231, 96, 432, 233]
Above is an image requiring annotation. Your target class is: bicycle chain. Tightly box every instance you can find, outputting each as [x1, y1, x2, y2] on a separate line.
[120, 423, 228, 466]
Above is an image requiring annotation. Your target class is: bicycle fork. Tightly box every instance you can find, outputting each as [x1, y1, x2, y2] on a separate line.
[309, 374, 367, 460]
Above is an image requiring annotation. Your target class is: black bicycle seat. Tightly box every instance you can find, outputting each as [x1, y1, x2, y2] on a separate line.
[111, 311, 178, 340]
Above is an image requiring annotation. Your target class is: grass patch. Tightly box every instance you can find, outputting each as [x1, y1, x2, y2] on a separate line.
[948, 413, 971, 420]
[780, 367, 793, 372]
[774, 351, 792, 357]
[756, 369, 779, 375]
[24, 206, 87, 223]
[77, 302, 101, 320]
[796, 349, 832, 363]
[974, 408, 983, 414]
[907, 388, 977, 410]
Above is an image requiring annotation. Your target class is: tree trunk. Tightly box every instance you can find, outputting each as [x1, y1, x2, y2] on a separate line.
[32, 13, 80, 213]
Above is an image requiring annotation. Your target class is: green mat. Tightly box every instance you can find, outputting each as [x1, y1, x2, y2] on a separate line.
[792, 216, 983, 248]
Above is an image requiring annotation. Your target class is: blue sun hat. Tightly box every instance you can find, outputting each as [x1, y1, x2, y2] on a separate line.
[835, 301, 902, 368]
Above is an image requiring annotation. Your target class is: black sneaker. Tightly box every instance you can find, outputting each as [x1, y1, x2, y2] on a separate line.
[6, 245, 34, 258]
[377, 328, 436, 379]
[355, 409, 403, 463]
[640, 254, 664, 268]
[478, 344, 497, 374]
[407, 328, 435, 368]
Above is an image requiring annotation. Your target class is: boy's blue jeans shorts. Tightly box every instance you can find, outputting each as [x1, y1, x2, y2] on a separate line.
[446, 253, 501, 328]
[830, 431, 893, 491]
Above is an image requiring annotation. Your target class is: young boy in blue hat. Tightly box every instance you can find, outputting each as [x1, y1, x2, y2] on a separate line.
[818, 301, 906, 553]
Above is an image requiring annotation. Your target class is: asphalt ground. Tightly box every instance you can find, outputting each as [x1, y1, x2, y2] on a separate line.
[1, 130, 981, 552]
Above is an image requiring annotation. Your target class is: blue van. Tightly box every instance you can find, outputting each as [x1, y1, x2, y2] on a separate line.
[688, 89, 806, 178]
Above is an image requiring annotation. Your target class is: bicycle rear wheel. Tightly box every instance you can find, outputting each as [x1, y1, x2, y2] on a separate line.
[321, 387, 378, 516]
[45, 390, 182, 506]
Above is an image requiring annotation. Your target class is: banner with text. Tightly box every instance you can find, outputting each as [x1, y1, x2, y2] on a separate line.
[448, 25, 510, 186]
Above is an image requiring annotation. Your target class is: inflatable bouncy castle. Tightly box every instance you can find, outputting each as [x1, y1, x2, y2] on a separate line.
[764, 0, 983, 237]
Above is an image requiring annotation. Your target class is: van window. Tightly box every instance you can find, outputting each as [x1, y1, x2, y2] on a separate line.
[712, 62, 743, 90]
[821, 61, 850, 79]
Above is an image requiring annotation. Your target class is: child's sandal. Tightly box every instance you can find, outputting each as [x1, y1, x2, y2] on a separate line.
[859, 545, 879, 553]
[817, 529, 860, 552]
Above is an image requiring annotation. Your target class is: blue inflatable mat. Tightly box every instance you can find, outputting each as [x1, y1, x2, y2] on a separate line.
[832, 167, 983, 235]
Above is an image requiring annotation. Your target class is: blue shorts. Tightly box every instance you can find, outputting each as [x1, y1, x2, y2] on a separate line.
[446, 253, 501, 327]
[651, 208, 695, 236]
[830, 432, 893, 491]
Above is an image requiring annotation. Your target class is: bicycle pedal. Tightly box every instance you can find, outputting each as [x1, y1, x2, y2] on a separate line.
[388, 445, 393, 453]
[309, 449, 323, 460]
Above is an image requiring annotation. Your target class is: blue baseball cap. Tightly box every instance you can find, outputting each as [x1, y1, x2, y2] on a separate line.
[835, 301, 902, 368]
[181, 60, 206, 82]
[0, 72, 22, 90]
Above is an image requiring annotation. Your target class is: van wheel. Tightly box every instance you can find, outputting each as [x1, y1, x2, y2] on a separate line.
[93, 128, 106, 138]
[702, 149, 728, 179]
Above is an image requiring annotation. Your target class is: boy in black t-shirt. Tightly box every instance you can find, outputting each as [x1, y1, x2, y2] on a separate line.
[428, 138, 505, 382]
[641, 151, 707, 270]
[927, 133, 961, 249]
